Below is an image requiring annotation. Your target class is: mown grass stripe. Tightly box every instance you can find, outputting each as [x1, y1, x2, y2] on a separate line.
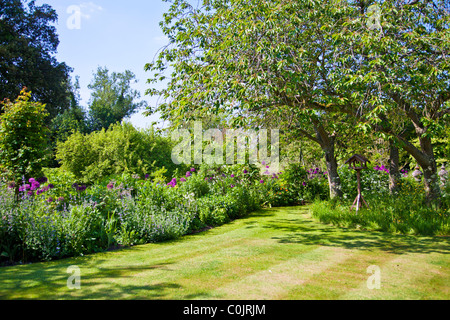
[0, 206, 448, 300]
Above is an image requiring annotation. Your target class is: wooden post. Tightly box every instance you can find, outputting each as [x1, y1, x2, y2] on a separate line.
[351, 168, 369, 213]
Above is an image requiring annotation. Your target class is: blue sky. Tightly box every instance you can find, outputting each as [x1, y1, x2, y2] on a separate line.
[35, 0, 172, 129]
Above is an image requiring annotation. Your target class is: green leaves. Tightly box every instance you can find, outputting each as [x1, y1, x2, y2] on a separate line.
[0, 89, 50, 186]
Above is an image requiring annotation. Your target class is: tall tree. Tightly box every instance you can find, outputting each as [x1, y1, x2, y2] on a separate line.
[145, 0, 363, 199]
[146, 0, 449, 205]
[334, 0, 450, 204]
[0, 0, 73, 119]
[87, 67, 147, 132]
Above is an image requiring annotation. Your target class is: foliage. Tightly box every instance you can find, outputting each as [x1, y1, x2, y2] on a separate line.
[87, 67, 148, 132]
[0, 0, 73, 120]
[145, 0, 449, 204]
[56, 122, 179, 183]
[312, 164, 450, 236]
[0, 89, 50, 188]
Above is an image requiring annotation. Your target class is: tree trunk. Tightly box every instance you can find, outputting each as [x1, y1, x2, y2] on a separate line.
[421, 159, 441, 206]
[324, 145, 343, 199]
[388, 142, 401, 195]
[313, 121, 343, 200]
[397, 134, 441, 206]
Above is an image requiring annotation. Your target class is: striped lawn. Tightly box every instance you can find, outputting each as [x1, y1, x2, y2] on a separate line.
[0, 206, 448, 300]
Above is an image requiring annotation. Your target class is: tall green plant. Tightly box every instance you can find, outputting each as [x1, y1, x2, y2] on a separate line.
[0, 89, 50, 195]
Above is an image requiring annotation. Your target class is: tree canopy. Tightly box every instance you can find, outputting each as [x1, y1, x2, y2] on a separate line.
[0, 0, 73, 119]
[145, 0, 449, 204]
[87, 67, 148, 132]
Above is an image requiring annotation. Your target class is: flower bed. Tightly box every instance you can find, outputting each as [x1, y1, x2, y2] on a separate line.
[0, 162, 318, 265]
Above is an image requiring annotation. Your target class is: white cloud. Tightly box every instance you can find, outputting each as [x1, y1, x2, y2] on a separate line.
[79, 2, 103, 20]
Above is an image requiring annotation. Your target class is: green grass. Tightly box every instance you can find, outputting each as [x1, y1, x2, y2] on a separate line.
[0, 206, 449, 300]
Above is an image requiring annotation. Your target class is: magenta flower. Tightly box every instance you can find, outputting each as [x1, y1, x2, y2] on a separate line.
[186, 171, 192, 177]
[190, 168, 196, 172]
[260, 180, 264, 183]
[231, 174, 235, 178]
[180, 178, 186, 182]
[167, 178, 177, 187]
[243, 169, 248, 174]
[30, 181, 40, 191]
[107, 183, 114, 190]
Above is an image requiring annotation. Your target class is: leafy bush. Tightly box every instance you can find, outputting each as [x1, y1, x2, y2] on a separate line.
[0, 90, 50, 190]
[56, 122, 182, 183]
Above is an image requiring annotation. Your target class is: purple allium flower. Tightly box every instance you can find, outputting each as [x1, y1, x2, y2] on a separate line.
[72, 183, 79, 189]
[209, 177, 213, 180]
[167, 178, 177, 187]
[231, 174, 235, 178]
[302, 182, 307, 186]
[24, 184, 31, 190]
[243, 170, 248, 174]
[261, 160, 266, 165]
[7, 182, 15, 189]
[180, 178, 186, 182]
[30, 181, 40, 191]
[37, 177, 48, 184]
[48, 184, 54, 189]
[186, 171, 192, 177]
[29, 178, 36, 183]
[107, 183, 114, 190]
[145, 174, 150, 179]
[190, 168, 195, 172]
[27, 191, 33, 196]
[57, 197, 65, 202]
[266, 165, 270, 169]
[260, 180, 264, 183]
[231, 184, 235, 188]
[47, 197, 54, 203]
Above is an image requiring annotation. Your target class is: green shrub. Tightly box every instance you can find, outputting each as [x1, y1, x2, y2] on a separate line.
[56, 122, 181, 183]
[0, 90, 50, 190]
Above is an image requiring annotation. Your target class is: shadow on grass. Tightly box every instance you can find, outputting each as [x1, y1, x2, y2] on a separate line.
[0, 254, 180, 300]
[266, 213, 450, 255]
